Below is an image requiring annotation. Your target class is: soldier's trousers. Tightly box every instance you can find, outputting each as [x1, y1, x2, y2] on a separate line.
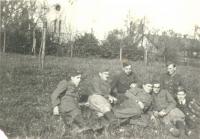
[61, 108, 85, 137]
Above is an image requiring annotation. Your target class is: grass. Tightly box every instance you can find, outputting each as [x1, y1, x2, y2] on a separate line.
[0, 53, 200, 139]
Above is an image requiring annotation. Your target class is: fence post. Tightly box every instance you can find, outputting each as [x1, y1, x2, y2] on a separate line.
[70, 44, 73, 58]
[120, 47, 123, 61]
[144, 48, 148, 66]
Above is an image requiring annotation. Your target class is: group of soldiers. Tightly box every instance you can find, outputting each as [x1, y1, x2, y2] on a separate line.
[51, 62, 200, 138]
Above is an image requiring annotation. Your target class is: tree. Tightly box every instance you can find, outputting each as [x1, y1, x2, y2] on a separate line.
[1, 0, 27, 52]
[101, 29, 125, 59]
[73, 33, 99, 57]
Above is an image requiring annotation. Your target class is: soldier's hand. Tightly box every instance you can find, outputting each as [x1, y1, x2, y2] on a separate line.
[130, 83, 137, 88]
[158, 110, 167, 117]
[153, 111, 159, 117]
[137, 101, 144, 109]
[53, 106, 59, 115]
[108, 95, 117, 104]
[150, 115, 156, 121]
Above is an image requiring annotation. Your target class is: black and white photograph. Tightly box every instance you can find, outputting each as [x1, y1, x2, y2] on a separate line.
[0, 0, 200, 138]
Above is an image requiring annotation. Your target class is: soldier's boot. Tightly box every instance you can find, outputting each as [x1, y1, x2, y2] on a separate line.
[175, 120, 187, 138]
[74, 114, 91, 133]
[104, 111, 119, 135]
[104, 111, 116, 122]
[62, 124, 72, 139]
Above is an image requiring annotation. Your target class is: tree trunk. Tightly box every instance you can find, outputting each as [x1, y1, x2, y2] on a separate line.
[3, 31, 6, 53]
[32, 29, 36, 56]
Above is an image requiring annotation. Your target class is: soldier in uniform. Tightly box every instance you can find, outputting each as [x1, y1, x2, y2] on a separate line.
[160, 63, 184, 100]
[151, 81, 185, 137]
[51, 69, 88, 138]
[176, 89, 200, 138]
[110, 62, 139, 104]
[87, 69, 117, 122]
[113, 79, 153, 128]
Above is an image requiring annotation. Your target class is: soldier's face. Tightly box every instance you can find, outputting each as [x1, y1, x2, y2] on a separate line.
[71, 74, 81, 86]
[123, 65, 132, 75]
[153, 84, 161, 94]
[167, 64, 176, 75]
[177, 91, 186, 101]
[143, 84, 153, 93]
[99, 71, 109, 81]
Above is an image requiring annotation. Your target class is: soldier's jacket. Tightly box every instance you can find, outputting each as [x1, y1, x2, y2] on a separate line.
[88, 76, 111, 97]
[152, 89, 176, 114]
[110, 71, 138, 97]
[177, 97, 200, 129]
[160, 73, 183, 98]
[113, 87, 152, 118]
[51, 80, 80, 113]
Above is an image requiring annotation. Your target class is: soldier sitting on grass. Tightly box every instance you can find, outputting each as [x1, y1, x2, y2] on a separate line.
[160, 63, 184, 100]
[51, 69, 90, 138]
[84, 69, 117, 132]
[151, 80, 186, 137]
[110, 61, 139, 105]
[176, 88, 200, 138]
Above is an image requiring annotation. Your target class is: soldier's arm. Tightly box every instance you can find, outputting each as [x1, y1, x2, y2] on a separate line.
[51, 80, 68, 107]
[110, 74, 119, 97]
[160, 74, 165, 89]
[93, 79, 103, 95]
[177, 74, 185, 90]
[188, 99, 200, 118]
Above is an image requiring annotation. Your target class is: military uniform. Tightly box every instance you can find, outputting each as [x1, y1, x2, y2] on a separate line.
[152, 89, 185, 126]
[160, 73, 183, 99]
[113, 87, 152, 119]
[87, 76, 112, 113]
[51, 80, 85, 136]
[177, 97, 200, 131]
[110, 71, 139, 102]
[152, 89, 176, 114]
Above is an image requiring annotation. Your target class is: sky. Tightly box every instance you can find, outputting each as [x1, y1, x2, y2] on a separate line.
[45, 0, 200, 40]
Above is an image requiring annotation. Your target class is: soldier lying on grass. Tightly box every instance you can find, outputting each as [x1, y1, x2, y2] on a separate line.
[113, 79, 153, 128]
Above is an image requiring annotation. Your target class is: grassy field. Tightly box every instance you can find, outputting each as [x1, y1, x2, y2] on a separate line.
[0, 53, 200, 139]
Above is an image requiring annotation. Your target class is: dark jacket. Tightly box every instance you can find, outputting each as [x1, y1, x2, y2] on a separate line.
[51, 80, 80, 113]
[152, 89, 176, 113]
[176, 97, 200, 129]
[160, 73, 183, 98]
[88, 76, 111, 97]
[113, 87, 152, 118]
[111, 71, 138, 97]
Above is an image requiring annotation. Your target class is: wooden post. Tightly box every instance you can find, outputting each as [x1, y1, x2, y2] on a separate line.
[0, 0, 1, 56]
[144, 48, 148, 66]
[41, 26, 46, 69]
[39, 22, 47, 69]
[32, 29, 36, 56]
[120, 47, 123, 61]
[3, 31, 6, 53]
[70, 43, 73, 58]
